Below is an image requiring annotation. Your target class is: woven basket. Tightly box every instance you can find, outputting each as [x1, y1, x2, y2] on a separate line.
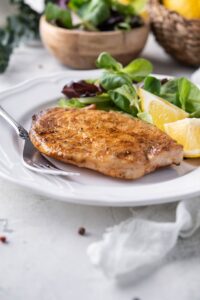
[149, 0, 200, 66]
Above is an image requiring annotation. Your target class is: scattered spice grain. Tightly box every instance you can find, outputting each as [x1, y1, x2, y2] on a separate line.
[78, 227, 86, 236]
[0, 236, 7, 243]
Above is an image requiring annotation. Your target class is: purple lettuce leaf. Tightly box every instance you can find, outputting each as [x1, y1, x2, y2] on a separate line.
[62, 80, 103, 98]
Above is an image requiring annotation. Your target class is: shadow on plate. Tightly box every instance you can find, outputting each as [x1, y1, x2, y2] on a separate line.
[43, 156, 199, 187]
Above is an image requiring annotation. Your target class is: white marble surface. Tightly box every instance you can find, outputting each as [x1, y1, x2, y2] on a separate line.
[0, 29, 200, 300]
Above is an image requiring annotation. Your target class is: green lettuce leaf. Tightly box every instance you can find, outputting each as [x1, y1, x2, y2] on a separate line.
[96, 52, 123, 71]
[100, 71, 132, 91]
[108, 84, 139, 116]
[122, 58, 153, 82]
[144, 75, 200, 116]
[143, 76, 161, 95]
[77, 0, 110, 27]
[45, 3, 73, 29]
[59, 98, 85, 108]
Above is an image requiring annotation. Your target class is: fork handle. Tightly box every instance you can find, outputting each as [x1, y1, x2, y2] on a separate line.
[0, 105, 29, 140]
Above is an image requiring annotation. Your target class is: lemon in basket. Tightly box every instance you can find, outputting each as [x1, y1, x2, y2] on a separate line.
[164, 118, 200, 158]
[163, 0, 200, 20]
[138, 88, 188, 131]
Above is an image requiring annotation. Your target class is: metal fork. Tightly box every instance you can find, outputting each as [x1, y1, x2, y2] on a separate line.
[0, 105, 80, 176]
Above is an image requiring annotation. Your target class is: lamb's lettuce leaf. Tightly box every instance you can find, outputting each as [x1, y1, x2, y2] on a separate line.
[144, 76, 200, 116]
[159, 79, 179, 106]
[59, 98, 85, 108]
[45, 3, 72, 28]
[77, 94, 111, 104]
[144, 76, 161, 95]
[108, 84, 139, 116]
[122, 58, 153, 82]
[178, 78, 200, 113]
[99, 71, 132, 91]
[96, 52, 122, 71]
[59, 95, 118, 111]
[111, 1, 135, 16]
[76, 0, 110, 27]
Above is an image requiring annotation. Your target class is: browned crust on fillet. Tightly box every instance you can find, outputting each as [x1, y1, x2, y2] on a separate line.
[29, 108, 183, 179]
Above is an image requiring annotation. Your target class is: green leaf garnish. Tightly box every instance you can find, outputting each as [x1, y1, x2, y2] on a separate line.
[108, 84, 139, 116]
[96, 52, 123, 71]
[99, 71, 133, 91]
[122, 58, 153, 82]
[45, 3, 72, 29]
[144, 76, 161, 95]
[77, 0, 110, 27]
[59, 98, 85, 108]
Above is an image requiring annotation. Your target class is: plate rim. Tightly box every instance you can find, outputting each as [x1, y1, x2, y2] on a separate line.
[0, 169, 200, 207]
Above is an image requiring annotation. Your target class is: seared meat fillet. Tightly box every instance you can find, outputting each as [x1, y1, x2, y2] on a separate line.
[29, 108, 183, 179]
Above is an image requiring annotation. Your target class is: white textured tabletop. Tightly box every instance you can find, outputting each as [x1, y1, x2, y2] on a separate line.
[0, 31, 200, 300]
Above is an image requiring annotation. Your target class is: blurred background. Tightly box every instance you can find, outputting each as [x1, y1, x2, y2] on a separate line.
[0, 0, 199, 90]
[0, 1, 16, 26]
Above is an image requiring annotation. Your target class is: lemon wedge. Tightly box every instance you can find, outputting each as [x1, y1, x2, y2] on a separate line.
[163, 0, 200, 20]
[164, 118, 200, 158]
[138, 88, 189, 131]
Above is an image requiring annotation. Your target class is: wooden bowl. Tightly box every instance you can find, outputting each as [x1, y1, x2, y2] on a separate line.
[40, 16, 150, 69]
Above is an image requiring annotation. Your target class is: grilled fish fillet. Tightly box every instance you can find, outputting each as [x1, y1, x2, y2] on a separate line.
[29, 108, 183, 179]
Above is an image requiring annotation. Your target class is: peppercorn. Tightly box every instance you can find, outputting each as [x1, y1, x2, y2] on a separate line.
[78, 227, 86, 236]
[0, 236, 7, 243]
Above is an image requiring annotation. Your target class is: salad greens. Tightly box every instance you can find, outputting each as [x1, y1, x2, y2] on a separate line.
[123, 58, 153, 82]
[45, 3, 73, 28]
[99, 71, 133, 91]
[108, 84, 139, 116]
[59, 98, 85, 108]
[45, 0, 147, 31]
[58, 52, 200, 121]
[144, 76, 200, 116]
[59, 95, 117, 111]
[97, 52, 153, 91]
[73, 0, 111, 27]
[96, 52, 153, 83]
[96, 52, 123, 71]
[59, 52, 152, 120]
[143, 76, 161, 95]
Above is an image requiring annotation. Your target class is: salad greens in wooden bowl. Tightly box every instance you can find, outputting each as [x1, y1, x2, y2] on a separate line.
[45, 0, 147, 32]
[40, 0, 149, 69]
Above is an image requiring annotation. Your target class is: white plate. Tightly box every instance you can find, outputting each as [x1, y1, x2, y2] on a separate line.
[0, 72, 199, 207]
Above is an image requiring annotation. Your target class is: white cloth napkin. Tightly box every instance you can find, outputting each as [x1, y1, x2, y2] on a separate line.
[87, 198, 200, 281]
